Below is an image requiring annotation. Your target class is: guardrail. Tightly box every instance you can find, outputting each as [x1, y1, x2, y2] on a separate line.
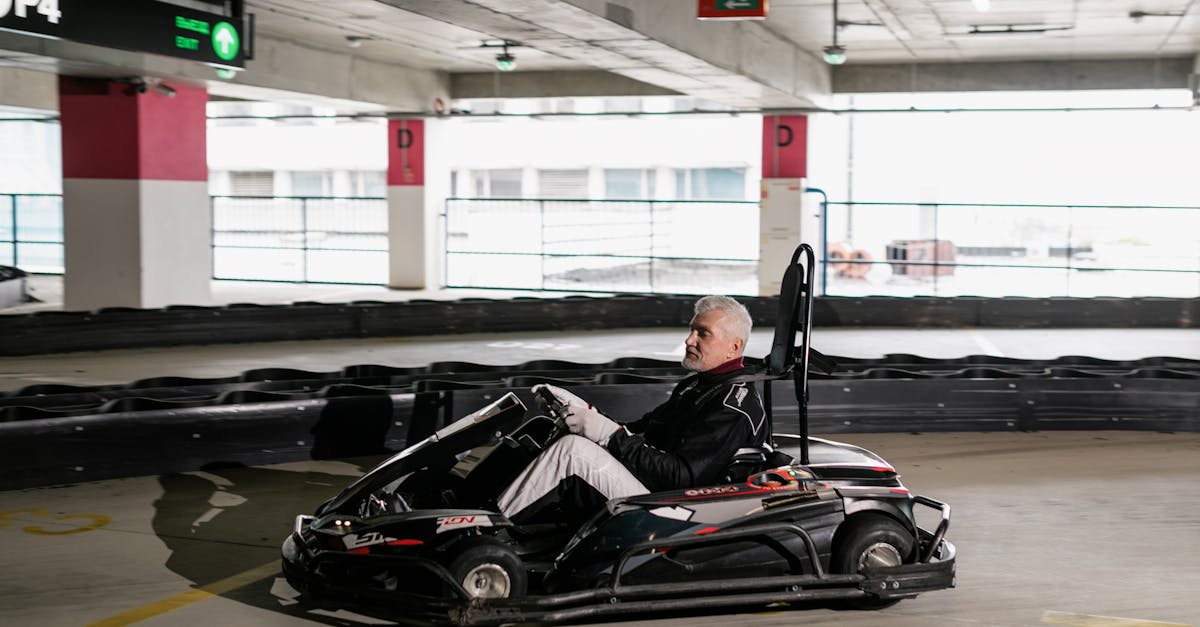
[443, 197, 759, 294]
[211, 195, 388, 284]
[0, 193, 63, 272]
[6, 194, 1199, 298]
[817, 200, 1200, 298]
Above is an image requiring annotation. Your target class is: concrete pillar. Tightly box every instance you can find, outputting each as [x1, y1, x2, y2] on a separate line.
[386, 118, 427, 288]
[759, 115, 817, 295]
[58, 77, 211, 310]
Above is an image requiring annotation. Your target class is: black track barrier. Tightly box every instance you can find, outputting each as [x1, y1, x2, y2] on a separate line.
[1, 354, 1198, 490]
[2, 295, 1196, 356]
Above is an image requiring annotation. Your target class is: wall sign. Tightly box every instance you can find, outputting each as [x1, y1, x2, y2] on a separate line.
[762, 115, 807, 178]
[0, 0, 247, 68]
[698, 0, 768, 20]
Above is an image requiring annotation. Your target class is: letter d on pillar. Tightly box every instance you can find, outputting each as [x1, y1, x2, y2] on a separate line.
[761, 115, 807, 178]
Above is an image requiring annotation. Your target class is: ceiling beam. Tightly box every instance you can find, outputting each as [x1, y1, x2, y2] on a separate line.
[833, 58, 1195, 93]
[450, 69, 678, 99]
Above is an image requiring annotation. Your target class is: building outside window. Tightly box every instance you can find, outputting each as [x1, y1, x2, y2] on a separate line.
[291, 171, 331, 197]
[604, 168, 655, 199]
[674, 167, 746, 201]
[537, 169, 588, 199]
[229, 171, 275, 196]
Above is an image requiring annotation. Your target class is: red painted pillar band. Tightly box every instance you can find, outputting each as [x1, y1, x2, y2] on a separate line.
[762, 115, 807, 179]
[387, 119, 425, 186]
[59, 77, 207, 181]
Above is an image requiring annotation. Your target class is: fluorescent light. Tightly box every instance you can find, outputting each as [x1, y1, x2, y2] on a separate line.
[972, 0, 990, 11]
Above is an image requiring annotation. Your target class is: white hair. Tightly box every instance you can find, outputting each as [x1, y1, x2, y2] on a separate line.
[693, 295, 752, 343]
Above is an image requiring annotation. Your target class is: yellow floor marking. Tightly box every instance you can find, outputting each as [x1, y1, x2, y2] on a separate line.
[86, 561, 280, 627]
[1042, 610, 1193, 627]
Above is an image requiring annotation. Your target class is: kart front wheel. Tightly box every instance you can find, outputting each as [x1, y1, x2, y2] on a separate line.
[447, 536, 527, 600]
[832, 514, 915, 610]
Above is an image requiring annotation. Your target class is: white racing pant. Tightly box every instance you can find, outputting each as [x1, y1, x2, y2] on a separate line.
[497, 435, 649, 520]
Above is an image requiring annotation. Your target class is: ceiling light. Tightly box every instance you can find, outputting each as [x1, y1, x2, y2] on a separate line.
[823, 45, 847, 65]
[478, 39, 522, 71]
[495, 41, 517, 71]
[496, 51, 516, 71]
[972, 0, 990, 11]
[824, 0, 847, 65]
[345, 35, 369, 48]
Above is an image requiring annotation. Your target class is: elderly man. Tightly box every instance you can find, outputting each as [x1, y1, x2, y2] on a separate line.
[497, 295, 766, 524]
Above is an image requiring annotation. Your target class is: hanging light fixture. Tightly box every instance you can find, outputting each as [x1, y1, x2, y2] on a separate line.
[495, 41, 517, 71]
[823, 0, 847, 65]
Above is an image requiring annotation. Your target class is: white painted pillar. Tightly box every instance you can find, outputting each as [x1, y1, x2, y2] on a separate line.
[58, 77, 211, 310]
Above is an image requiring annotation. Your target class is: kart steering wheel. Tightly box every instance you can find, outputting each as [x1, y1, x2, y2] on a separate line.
[533, 386, 571, 441]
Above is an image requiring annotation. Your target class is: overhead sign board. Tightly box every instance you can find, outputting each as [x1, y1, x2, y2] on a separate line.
[0, 0, 246, 68]
[698, 0, 769, 20]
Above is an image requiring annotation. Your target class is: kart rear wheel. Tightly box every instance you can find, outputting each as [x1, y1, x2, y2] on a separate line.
[832, 514, 914, 610]
[446, 536, 527, 600]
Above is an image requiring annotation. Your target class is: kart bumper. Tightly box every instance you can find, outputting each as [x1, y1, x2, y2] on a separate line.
[281, 515, 462, 606]
[863, 534, 956, 599]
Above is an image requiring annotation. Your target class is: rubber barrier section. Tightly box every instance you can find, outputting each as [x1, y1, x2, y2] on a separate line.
[3, 295, 1197, 356]
[2, 354, 1197, 490]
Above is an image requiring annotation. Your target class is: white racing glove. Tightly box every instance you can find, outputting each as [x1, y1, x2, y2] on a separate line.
[531, 383, 589, 410]
[531, 384, 620, 445]
[564, 405, 620, 446]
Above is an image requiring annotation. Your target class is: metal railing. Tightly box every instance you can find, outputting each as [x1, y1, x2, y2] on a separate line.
[1, 193, 64, 272]
[443, 197, 760, 294]
[211, 195, 388, 284]
[816, 200, 1200, 298]
[7, 194, 1200, 298]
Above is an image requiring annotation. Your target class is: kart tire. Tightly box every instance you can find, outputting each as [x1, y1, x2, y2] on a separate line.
[832, 514, 914, 610]
[446, 536, 527, 600]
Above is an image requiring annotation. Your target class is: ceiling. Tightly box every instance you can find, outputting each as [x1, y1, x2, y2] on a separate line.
[247, 0, 1200, 72]
[1, 0, 1197, 112]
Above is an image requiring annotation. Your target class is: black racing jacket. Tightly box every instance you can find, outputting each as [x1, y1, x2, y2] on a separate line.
[605, 365, 767, 493]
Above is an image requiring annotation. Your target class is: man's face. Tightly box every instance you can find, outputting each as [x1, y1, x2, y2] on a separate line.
[682, 309, 744, 372]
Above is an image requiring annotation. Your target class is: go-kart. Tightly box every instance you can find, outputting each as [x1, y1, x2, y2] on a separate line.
[281, 244, 956, 625]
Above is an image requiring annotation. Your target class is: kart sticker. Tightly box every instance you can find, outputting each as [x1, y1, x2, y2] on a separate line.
[436, 515, 494, 534]
[344, 531, 396, 549]
[648, 506, 695, 521]
[684, 485, 740, 497]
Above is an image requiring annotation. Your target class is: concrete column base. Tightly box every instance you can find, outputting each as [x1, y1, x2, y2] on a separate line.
[387, 185, 427, 289]
[63, 179, 211, 310]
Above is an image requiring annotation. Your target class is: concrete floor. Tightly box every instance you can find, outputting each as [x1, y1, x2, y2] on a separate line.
[1, 431, 1196, 627]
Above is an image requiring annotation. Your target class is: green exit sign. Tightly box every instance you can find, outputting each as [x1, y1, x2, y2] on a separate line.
[0, 0, 247, 69]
